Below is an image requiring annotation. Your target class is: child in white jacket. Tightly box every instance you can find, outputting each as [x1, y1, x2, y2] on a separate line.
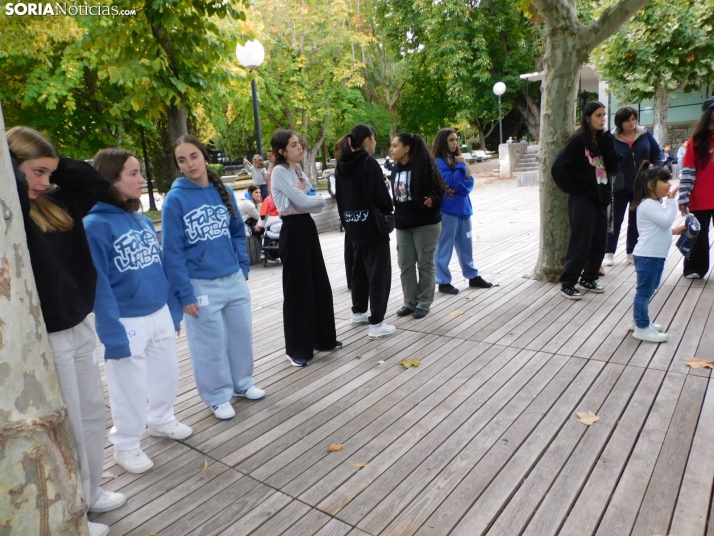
[630, 161, 686, 343]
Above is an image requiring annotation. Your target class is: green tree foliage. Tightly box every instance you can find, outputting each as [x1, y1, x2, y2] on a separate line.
[374, 0, 540, 145]
[592, 0, 714, 140]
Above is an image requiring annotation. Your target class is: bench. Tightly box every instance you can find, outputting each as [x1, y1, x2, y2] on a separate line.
[474, 150, 492, 161]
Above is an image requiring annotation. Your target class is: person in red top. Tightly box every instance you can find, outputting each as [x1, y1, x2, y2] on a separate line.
[678, 96, 714, 278]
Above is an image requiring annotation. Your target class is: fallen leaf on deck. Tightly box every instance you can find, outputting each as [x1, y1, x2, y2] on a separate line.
[685, 358, 714, 369]
[350, 463, 368, 469]
[575, 411, 600, 426]
[356, 354, 362, 359]
[102, 471, 116, 480]
[328, 443, 344, 452]
[464, 296, 474, 301]
[450, 310, 465, 316]
[201, 460, 209, 471]
[398, 359, 421, 369]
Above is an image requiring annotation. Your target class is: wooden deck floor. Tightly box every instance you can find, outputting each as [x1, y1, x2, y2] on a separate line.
[89, 178, 714, 536]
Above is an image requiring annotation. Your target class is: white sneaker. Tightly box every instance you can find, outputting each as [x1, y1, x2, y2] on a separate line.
[603, 253, 614, 266]
[632, 326, 668, 343]
[211, 402, 235, 421]
[368, 322, 396, 339]
[628, 320, 663, 331]
[233, 386, 266, 400]
[89, 489, 126, 513]
[351, 311, 370, 324]
[148, 420, 193, 440]
[684, 273, 702, 279]
[626, 254, 634, 264]
[114, 447, 154, 474]
[88, 522, 110, 536]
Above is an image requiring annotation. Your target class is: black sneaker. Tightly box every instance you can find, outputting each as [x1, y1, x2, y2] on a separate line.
[438, 284, 459, 294]
[396, 306, 415, 317]
[469, 276, 493, 288]
[413, 308, 428, 319]
[560, 286, 583, 300]
[286, 356, 309, 367]
[577, 280, 604, 293]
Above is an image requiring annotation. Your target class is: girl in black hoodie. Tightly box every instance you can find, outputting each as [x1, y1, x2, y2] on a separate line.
[551, 102, 621, 300]
[9, 127, 124, 534]
[336, 125, 396, 339]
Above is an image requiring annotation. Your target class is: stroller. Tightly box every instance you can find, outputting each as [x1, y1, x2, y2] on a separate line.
[262, 215, 282, 267]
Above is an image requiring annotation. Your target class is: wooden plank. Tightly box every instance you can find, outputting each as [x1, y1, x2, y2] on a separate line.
[670, 378, 714, 536]
[215, 491, 293, 536]
[366, 354, 582, 536]
[497, 365, 644, 535]
[442, 360, 615, 536]
[594, 372, 686, 535]
[668, 288, 714, 374]
[312, 518, 353, 536]
[545, 368, 665, 536]
[631, 374, 708, 536]
[243, 500, 313, 536]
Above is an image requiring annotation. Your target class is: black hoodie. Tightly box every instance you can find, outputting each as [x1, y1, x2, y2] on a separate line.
[335, 150, 393, 244]
[13, 155, 110, 333]
[391, 160, 443, 229]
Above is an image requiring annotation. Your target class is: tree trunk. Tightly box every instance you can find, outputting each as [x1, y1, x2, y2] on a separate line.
[515, 89, 541, 142]
[167, 102, 189, 141]
[653, 82, 669, 146]
[0, 103, 88, 534]
[532, 33, 582, 281]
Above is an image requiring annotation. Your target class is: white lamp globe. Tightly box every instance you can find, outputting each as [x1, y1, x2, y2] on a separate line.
[236, 40, 265, 69]
[493, 81, 506, 96]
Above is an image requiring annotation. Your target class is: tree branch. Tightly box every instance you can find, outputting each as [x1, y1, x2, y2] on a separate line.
[583, 0, 651, 50]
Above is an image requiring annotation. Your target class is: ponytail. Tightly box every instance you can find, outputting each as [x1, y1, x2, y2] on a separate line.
[336, 124, 375, 169]
[631, 160, 671, 211]
[173, 135, 236, 219]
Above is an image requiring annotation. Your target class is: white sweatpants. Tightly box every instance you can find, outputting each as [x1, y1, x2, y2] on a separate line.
[104, 304, 179, 451]
[48, 316, 106, 508]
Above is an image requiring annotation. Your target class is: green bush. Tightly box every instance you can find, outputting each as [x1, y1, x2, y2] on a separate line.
[208, 163, 224, 177]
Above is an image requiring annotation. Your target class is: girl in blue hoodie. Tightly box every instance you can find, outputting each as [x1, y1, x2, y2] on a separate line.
[432, 129, 492, 294]
[162, 136, 264, 421]
[85, 149, 193, 475]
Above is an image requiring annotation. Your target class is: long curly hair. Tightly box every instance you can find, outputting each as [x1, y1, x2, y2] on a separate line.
[396, 132, 450, 200]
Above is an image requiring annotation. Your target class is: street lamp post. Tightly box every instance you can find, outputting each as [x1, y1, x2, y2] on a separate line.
[493, 81, 507, 145]
[236, 40, 266, 156]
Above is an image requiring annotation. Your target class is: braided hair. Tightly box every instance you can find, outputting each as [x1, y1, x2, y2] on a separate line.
[173, 135, 236, 219]
[395, 132, 451, 200]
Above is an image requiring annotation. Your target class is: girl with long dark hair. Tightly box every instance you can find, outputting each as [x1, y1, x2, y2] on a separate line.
[390, 132, 447, 318]
[678, 97, 714, 278]
[432, 128, 492, 294]
[270, 129, 341, 366]
[552, 101, 621, 300]
[9, 127, 125, 535]
[336, 124, 396, 339]
[630, 162, 686, 342]
[85, 149, 192, 475]
[605, 106, 663, 266]
[162, 136, 264, 422]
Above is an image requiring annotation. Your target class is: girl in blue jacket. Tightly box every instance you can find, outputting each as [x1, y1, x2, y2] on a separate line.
[432, 129, 492, 294]
[163, 136, 264, 421]
[85, 149, 193, 475]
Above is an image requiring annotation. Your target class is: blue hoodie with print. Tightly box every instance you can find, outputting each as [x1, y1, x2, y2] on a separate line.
[161, 177, 250, 307]
[83, 202, 182, 359]
[436, 158, 474, 218]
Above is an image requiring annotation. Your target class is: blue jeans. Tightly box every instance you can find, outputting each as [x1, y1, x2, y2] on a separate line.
[258, 184, 268, 200]
[184, 270, 255, 406]
[633, 255, 665, 329]
[436, 213, 479, 284]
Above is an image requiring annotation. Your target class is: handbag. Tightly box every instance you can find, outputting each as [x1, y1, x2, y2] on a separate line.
[362, 161, 395, 235]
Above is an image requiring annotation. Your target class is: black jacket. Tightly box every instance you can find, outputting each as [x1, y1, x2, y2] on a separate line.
[391, 160, 443, 229]
[336, 150, 393, 244]
[13, 155, 110, 333]
[552, 131, 621, 207]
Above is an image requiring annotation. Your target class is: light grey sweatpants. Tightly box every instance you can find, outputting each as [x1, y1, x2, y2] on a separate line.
[48, 316, 106, 509]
